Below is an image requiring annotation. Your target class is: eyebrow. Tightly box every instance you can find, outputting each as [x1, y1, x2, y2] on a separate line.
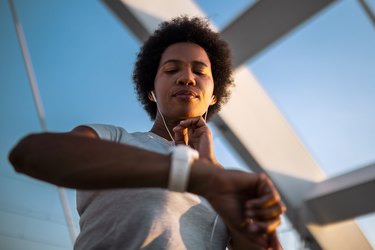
[161, 59, 210, 68]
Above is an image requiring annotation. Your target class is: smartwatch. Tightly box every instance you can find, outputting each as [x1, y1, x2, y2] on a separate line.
[168, 145, 199, 192]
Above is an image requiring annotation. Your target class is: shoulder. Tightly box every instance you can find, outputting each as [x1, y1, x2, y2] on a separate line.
[71, 124, 128, 142]
[71, 125, 98, 138]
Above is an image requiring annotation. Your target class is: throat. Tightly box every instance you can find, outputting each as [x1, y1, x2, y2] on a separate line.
[151, 115, 179, 142]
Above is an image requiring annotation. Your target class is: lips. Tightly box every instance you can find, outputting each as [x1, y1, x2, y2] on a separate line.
[173, 89, 199, 99]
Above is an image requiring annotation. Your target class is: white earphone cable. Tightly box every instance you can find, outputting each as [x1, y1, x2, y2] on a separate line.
[209, 214, 219, 250]
[151, 91, 175, 142]
[151, 91, 212, 143]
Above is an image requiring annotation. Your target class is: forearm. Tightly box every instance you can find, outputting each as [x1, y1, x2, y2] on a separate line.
[9, 133, 172, 189]
[9, 132, 218, 195]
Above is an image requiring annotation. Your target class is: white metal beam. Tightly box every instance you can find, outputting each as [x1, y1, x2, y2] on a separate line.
[220, 0, 336, 67]
[103, 0, 208, 42]
[303, 163, 375, 225]
[101, 0, 372, 249]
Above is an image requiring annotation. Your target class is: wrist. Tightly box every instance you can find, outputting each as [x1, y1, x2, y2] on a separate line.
[187, 158, 221, 197]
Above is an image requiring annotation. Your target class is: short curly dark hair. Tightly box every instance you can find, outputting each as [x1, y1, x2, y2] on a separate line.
[133, 16, 234, 120]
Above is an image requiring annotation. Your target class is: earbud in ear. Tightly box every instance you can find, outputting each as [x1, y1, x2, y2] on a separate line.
[148, 91, 157, 102]
[210, 95, 217, 105]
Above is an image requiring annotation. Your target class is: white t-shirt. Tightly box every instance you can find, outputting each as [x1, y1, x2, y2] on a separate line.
[74, 124, 229, 250]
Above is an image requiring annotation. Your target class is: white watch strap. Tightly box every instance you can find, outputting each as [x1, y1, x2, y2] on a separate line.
[168, 145, 199, 192]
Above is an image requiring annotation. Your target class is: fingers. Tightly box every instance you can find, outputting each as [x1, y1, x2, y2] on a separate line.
[173, 117, 212, 151]
[242, 216, 282, 234]
[178, 117, 206, 129]
[173, 117, 206, 144]
[245, 201, 285, 220]
[242, 173, 286, 234]
[172, 125, 187, 145]
[245, 192, 280, 210]
[244, 190, 286, 221]
[246, 173, 285, 212]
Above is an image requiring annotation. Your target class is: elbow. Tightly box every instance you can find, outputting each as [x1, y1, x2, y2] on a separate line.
[8, 133, 40, 174]
[8, 132, 76, 187]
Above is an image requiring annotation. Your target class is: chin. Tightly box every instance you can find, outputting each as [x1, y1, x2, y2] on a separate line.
[178, 112, 203, 119]
[167, 107, 205, 120]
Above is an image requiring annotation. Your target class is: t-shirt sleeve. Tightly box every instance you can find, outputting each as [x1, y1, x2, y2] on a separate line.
[83, 124, 128, 143]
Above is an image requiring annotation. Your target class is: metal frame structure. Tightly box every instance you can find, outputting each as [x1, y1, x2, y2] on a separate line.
[8, 0, 78, 244]
[102, 0, 374, 249]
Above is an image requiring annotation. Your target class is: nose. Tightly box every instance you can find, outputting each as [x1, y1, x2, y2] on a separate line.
[176, 69, 196, 86]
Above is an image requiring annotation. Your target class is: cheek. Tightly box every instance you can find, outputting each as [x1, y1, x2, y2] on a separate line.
[154, 73, 170, 88]
[153, 78, 164, 95]
[154, 83, 167, 97]
[205, 80, 215, 95]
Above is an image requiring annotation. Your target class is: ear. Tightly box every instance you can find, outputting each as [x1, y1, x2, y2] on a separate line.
[209, 95, 217, 105]
[148, 92, 155, 102]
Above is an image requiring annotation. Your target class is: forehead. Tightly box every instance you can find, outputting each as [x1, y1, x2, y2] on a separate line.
[159, 42, 211, 67]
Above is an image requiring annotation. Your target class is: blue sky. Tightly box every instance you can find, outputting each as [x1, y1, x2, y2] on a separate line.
[1, 0, 375, 249]
[247, 0, 375, 176]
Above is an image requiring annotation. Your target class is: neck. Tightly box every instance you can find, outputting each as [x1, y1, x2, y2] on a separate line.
[150, 114, 180, 141]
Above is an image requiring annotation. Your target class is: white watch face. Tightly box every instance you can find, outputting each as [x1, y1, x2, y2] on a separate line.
[174, 145, 199, 160]
[169, 145, 198, 192]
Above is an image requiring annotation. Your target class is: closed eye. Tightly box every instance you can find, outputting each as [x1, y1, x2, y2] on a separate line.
[194, 67, 210, 76]
[194, 71, 205, 75]
[165, 69, 178, 74]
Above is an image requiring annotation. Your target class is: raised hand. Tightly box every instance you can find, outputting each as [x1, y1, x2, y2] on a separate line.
[173, 117, 217, 163]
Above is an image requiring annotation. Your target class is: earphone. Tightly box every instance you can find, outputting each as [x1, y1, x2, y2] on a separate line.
[209, 95, 216, 104]
[150, 91, 174, 141]
[150, 91, 157, 102]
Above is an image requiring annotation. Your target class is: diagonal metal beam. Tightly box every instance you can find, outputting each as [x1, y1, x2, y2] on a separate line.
[303, 163, 375, 225]
[103, 0, 208, 42]
[213, 66, 371, 249]
[221, 0, 336, 67]
[102, 0, 151, 42]
[358, 0, 375, 28]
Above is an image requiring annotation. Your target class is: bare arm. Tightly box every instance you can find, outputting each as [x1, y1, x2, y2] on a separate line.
[9, 126, 222, 195]
[8, 126, 284, 243]
[8, 126, 172, 189]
